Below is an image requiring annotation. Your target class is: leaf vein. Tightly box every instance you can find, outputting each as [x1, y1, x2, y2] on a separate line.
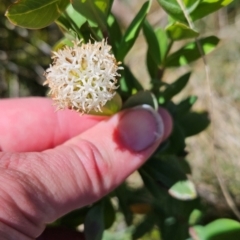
[8, 0, 62, 16]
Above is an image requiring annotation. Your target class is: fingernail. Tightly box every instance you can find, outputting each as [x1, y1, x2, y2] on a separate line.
[118, 105, 164, 152]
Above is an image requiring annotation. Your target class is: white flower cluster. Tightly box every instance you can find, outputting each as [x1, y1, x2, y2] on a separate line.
[44, 39, 122, 113]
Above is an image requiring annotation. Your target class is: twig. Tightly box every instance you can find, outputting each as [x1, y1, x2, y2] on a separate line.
[176, 0, 240, 220]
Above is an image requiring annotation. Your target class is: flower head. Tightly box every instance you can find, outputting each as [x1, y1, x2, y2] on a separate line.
[44, 39, 122, 113]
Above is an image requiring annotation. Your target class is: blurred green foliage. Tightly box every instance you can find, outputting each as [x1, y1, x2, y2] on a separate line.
[0, 0, 62, 98]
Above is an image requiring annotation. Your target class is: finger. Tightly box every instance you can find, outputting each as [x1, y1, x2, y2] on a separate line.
[0, 105, 172, 238]
[0, 97, 106, 152]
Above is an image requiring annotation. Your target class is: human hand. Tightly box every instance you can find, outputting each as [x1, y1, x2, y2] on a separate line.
[0, 97, 172, 239]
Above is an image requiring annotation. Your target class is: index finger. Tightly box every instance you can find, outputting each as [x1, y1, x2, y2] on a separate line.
[0, 97, 106, 152]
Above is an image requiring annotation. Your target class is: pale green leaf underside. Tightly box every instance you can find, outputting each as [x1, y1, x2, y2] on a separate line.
[168, 180, 197, 200]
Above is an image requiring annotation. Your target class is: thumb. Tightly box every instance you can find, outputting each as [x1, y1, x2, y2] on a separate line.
[49, 105, 172, 213]
[0, 105, 172, 238]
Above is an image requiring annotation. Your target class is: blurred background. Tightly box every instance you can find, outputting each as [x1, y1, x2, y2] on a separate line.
[1, 0, 240, 221]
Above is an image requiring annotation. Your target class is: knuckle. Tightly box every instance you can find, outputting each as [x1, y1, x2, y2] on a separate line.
[67, 140, 113, 193]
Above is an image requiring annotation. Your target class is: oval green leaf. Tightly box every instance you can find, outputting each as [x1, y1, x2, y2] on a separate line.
[166, 22, 199, 41]
[165, 36, 220, 67]
[115, 184, 133, 225]
[119, 65, 143, 95]
[190, 0, 234, 21]
[139, 169, 163, 199]
[163, 121, 186, 154]
[168, 180, 197, 200]
[88, 92, 122, 116]
[146, 49, 159, 80]
[144, 156, 187, 187]
[157, 0, 223, 21]
[103, 197, 115, 229]
[72, 0, 113, 31]
[184, 0, 201, 13]
[188, 209, 203, 225]
[156, 0, 185, 21]
[133, 214, 156, 239]
[190, 219, 240, 240]
[107, 14, 122, 55]
[65, 4, 86, 28]
[59, 207, 89, 228]
[178, 111, 210, 137]
[176, 96, 198, 116]
[117, 1, 151, 61]
[162, 72, 191, 101]
[53, 38, 74, 51]
[84, 202, 104, 240]
[6, 0, 69, 29]
[143, 21, 161, 66]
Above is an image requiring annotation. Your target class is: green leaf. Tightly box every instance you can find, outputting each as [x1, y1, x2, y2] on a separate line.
[119, 65, 143, 97]
[154, 196, 201, 240]
[56, 15, 73, 34]
[84, 202, 104, 240]
[155, 28, 169, 63]
[122, 91, 158, 110]
[166, 22, 199, 41]
[190, 219, 240, 240]
[107, 14, 122, 55]
[143, 21, 161, 66]
[164, 121, 186, 154]
[184, 0, 201, 12]
[178, 111, 210, 137]
[165, 36, 220, 67]
[143, 22, 169, 79]
[190, 0, 234, 21]
[157, 0, 204, 19]
[56, 16, 85, 40]
[176, 96, 198, 116]
[179, 159, 192, 174]
[168, 180, 197, 200]
[88, 93, 122, 116]
[79, 21, 102, 42]
[188, 209, 203, 225]
[162, 72, 191, 101]
[139, 169, 164, 199]
[117, 1, 151, 61]
[52, 38, 74, 51]
[144, 156, 187, 189]
[146, 50, 159, 79]
[133, 214, 156, 239]
[145, 27, 168, 79]
[156, 0, 185, 21]
[115, 184, 133, 225]
[72, 0, 113, 31]
[59, 207, 89, 228]
[5, 0, 69, 29]
[103, 197, 116, 229]
[65, 4, 86, 28]
[143, 157, 197, 201]
[103, 197, 115, 229]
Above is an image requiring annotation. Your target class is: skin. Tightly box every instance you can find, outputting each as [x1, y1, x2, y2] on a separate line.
[0, 97, 172, 240]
